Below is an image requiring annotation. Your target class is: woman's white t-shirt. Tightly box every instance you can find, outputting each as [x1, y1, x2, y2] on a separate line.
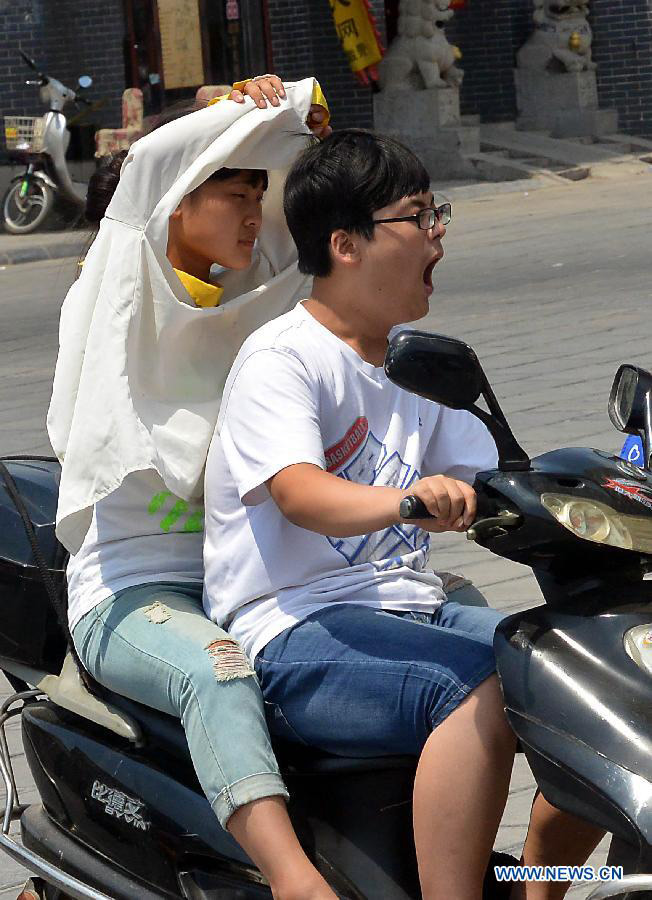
[203, 303, 498, 663]
[67, 470, 204, 630]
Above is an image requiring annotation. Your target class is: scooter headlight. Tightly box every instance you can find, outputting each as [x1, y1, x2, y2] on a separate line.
[541, 494, 633, 550]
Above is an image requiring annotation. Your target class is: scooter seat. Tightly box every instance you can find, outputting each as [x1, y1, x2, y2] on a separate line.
[99, 686, 190, 757]
[100, 686, 416, 775]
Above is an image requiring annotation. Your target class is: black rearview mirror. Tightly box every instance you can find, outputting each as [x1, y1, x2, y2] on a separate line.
[609, 364, 652, 469]
[609, 365, 652, 433]
[384, 330, 530, 472]
[384, 331, 483, 409]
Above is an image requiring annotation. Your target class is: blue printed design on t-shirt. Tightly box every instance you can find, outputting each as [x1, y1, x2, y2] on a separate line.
[343, 432, 384, 484]
[327, 428, 430, 567]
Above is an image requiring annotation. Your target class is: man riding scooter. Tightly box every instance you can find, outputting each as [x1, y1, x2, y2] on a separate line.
[203, 128, 605, 900]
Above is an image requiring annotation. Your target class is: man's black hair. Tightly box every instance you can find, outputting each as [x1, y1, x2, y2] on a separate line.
[283, 129, 430, 278]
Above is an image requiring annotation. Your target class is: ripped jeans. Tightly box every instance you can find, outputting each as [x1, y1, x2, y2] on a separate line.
[72, 582, 288, 828]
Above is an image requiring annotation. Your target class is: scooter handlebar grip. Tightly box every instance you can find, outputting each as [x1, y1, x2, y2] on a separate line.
[399, 495, 433, 519]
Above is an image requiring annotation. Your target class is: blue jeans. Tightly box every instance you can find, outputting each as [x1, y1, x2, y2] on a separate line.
[72, 582, 288, 828]
[255, 593, 505, 758]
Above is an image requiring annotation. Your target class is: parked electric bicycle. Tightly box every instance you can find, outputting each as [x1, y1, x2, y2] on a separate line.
[3, 330, 652, 898]
[2, 51, 93, 234]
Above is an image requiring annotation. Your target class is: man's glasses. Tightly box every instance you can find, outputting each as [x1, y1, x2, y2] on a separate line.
[372, 202, 452, 231]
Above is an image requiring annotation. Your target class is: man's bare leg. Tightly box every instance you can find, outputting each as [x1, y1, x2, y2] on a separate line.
[413, 674, 517, 899]
[510, 792, 605, 900]
[228, 796, 337, 900]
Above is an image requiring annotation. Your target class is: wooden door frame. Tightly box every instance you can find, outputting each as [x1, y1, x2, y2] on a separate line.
[123, 0, 164, 89]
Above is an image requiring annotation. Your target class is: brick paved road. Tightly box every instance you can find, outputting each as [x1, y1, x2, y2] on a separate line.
[1, 170, 651, 895]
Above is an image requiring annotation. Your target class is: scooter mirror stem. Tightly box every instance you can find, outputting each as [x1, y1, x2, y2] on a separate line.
[473, 374, 531, 472]
[470, 401, 531, 472]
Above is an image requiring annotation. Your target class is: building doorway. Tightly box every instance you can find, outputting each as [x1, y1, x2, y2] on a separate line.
[384, 0, 399, 44]
[123, 0, 270, 115]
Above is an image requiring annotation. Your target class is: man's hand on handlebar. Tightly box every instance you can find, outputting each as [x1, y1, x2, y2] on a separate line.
[267, 464, 475, 540]
[400, 476, 477, 533]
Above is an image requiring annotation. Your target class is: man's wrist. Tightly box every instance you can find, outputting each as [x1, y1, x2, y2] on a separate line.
[388, 487, 411, 527]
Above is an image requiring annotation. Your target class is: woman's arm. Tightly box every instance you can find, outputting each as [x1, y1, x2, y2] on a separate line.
[231, 75, 332, 138]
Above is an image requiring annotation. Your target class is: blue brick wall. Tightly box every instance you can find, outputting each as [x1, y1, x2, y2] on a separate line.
[445, 0, 530, 123]
[266, 0, 386, 129]
[590, 0, 652, 137]
[267, 0, 530, 127]
[2, 0, 650, 158]
[447, 0, 652, 135]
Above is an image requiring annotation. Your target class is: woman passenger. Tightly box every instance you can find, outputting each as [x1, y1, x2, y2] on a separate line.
[47, 76, 336, 900]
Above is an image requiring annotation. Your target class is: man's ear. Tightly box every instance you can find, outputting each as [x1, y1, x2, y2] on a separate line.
[329, 229, 360, 267]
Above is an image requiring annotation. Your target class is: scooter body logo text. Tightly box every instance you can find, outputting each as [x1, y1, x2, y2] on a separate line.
[603, 478, 652, 511]
[91, 780, 151, 831]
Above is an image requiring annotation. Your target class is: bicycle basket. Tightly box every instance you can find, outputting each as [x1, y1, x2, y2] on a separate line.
[4, 116, 45, 152]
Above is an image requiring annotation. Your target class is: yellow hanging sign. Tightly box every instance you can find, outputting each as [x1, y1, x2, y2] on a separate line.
[329, 0, 383, 75]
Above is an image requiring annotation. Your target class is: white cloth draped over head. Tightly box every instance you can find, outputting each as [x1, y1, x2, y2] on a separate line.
[47, 78, 317, 554]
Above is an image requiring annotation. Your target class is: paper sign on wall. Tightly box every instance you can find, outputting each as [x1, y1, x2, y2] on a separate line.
[158, 0, 205, 89]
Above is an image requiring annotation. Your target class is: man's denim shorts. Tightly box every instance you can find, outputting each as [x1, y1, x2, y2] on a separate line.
[255, 596, 506, 758]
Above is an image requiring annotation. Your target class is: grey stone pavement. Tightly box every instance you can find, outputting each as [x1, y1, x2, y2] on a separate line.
[0, 226, 90, 267]
[1, 168, 652, 896]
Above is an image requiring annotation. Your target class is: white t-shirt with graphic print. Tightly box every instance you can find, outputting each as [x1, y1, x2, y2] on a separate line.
[67, 470, 204, 631]
[203, 302, 498, 663]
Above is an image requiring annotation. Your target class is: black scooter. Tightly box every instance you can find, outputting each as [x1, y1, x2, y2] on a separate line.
[2, 330, 652, 899]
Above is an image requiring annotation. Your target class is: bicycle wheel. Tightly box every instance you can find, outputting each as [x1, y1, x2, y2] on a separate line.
[2, 179, 54, 234]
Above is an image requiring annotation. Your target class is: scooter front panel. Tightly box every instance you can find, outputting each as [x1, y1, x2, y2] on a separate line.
[496, 606, 652, 845]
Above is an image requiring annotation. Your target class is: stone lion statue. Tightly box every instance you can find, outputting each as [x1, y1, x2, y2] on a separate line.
[379, 0, 464, 91]
[518, 0, 596, 73]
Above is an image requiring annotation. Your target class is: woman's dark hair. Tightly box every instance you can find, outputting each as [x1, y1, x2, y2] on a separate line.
[85, 149, 128, 224]
[283, 129, 431, 279]
[85, 99, 267, 224]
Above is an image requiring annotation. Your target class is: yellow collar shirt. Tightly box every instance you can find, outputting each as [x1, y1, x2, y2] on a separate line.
[174, 269, 224, 308]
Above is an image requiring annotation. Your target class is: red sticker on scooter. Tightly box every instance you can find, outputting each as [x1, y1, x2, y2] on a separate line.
[603, 478, 652, 510]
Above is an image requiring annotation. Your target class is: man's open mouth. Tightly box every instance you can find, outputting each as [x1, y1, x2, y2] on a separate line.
[423, 259, 438, 288]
